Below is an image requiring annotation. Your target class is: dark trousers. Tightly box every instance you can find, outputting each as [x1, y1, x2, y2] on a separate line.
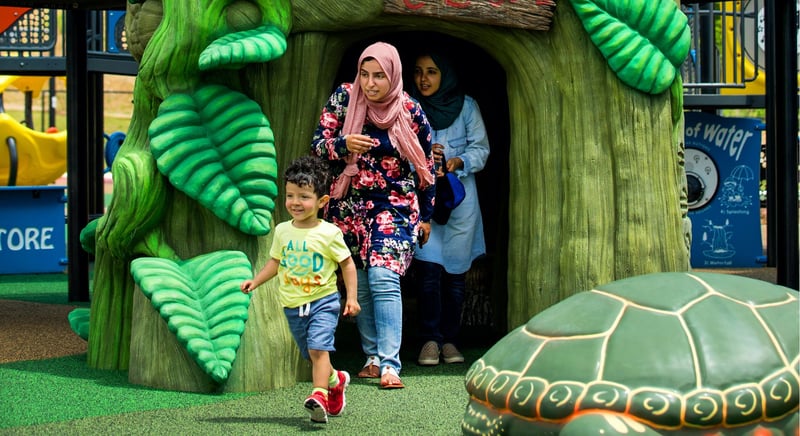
[416, 259, 466, 345]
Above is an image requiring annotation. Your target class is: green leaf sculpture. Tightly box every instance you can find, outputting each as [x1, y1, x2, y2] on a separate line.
[199, 24, 287, 71]
[68, 308, 91, 341]
[130, 250, 254, 383]
[148, 84, 278, 236]
[569, 0, 691, 94]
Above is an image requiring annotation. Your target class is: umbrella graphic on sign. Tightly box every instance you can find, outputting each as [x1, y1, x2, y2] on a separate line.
[730, 165, 755, 182]
[720, 165, 755, 209]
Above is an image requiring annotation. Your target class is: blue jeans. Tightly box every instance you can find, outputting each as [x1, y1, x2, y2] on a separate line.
[416, 260, 466, 346]
[356, 267, 403, 374]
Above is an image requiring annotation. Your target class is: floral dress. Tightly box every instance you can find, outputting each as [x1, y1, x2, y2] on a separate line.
[311, 83, 435, 276]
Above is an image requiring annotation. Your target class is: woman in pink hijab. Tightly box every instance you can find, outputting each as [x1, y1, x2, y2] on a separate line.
[311, 41, 436, 390]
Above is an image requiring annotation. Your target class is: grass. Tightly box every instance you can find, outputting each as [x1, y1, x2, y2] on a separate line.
[0, 273, 87, 305]
[0, 344, 478, 434]
[0, 273, 487, 435]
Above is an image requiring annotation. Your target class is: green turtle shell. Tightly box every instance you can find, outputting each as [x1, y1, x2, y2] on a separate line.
[463, 272, 799, 434]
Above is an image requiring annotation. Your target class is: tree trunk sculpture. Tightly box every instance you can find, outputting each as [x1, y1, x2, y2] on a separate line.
[87, 0, 305, 393]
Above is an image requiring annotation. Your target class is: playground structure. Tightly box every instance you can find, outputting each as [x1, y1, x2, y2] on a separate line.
[0, 5, 794, 434]
[0, 74, 69, 274]
[0, 8, 67, 187]
[0, 7, 128, 275]
[0, 71, 124, 273]
[0, 74, 67, 186]
[719, 1, 800, 96]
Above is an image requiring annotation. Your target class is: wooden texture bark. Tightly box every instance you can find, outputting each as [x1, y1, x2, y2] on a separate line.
[383, 0, 556, 30]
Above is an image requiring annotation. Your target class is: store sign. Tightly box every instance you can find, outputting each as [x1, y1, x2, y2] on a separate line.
[0, 186, 67, 274]
[383, 0, 557, 30]
[685, 112, 764, 268]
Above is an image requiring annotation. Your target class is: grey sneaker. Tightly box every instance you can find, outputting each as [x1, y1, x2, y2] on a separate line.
[441, 343, 464, 364]
[417, 340, 440, 366]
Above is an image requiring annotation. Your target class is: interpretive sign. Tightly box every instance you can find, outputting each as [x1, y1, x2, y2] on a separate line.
[685, 112, 763, 268]
[383, 0, 557, 30]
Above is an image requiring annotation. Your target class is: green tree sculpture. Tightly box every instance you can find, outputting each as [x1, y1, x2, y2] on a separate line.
[78, 0, 691, 393]
[85, 0, 298, 393]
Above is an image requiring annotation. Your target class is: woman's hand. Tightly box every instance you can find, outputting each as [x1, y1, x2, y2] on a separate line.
[417, 221, 431, 247]
[431, 144, 463, 174]
[432, 143, 445, 176]
[445, 156, 464, 173]
[346, 134, 373, 154]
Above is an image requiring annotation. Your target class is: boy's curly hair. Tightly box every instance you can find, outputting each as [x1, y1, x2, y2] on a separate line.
[285, 155, 331, 198]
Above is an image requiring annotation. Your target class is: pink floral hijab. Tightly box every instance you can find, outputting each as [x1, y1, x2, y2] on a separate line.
[332, 42, 433, 198]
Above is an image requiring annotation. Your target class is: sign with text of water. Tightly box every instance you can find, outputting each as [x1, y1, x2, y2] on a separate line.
[684, 112, 763, 268]
[0, 186, 67, 274]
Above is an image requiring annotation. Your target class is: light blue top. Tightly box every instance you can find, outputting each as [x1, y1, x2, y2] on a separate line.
[414, 95, 490, 274]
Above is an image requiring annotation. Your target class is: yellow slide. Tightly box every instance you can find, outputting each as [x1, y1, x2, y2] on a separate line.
[0, 75, 52, 98]
[0, 113, 67, 186]
[721, 1, 800, 95]
[0, 75, 68, 186]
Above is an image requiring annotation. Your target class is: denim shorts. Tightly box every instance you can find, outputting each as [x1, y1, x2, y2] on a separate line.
[284, 292, 341, 360]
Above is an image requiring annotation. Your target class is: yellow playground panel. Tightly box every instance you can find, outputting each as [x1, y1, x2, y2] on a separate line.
[0, 75, 67, 186]
[721, 0, 800, 96]
[0, 112, 67, 186]
[0, 75, 53, 98]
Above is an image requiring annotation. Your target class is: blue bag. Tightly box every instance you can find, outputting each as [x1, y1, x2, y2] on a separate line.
[432, 171, 466, 225]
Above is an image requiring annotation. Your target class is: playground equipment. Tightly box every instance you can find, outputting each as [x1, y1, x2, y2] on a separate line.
[0, 75, 51, 100]
[0, 113, 67, 186]
[103, 130, 124, 173]
[0, 6, 127, 274]
[0, 74, 68, 273]
[0, 185, 67, 274]
[0, 71, 123, 274]
[0, 74, 68, 186]
[721, 0, 800, 95]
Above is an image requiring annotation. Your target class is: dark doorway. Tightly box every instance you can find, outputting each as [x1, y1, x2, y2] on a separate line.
[331, 31, 510, 346]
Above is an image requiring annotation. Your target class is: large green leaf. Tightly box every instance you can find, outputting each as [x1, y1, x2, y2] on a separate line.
[570, 0, 691, 94]
[130, 250, 253, 383]
[199, 24, 287, 70]
[148, 84, 279, 235]
[68, 308, 91, 341]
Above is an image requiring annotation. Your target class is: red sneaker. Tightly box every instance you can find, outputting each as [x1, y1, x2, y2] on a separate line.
[304, 391, 328, 423]
[327, 370, 350, 416]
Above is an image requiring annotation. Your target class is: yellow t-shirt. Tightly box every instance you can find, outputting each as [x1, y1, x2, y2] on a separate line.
[269, 219, 351, 308]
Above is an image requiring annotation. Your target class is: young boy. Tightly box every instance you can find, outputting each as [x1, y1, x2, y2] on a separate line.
[241, 155, 360, 424]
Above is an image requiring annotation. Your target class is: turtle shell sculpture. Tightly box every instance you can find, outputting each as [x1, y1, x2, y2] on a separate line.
[463, 272, 799, 435]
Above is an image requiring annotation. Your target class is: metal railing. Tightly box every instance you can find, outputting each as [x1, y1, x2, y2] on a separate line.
[681, 1, 766, 91]
[681, 0, 778, 108]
